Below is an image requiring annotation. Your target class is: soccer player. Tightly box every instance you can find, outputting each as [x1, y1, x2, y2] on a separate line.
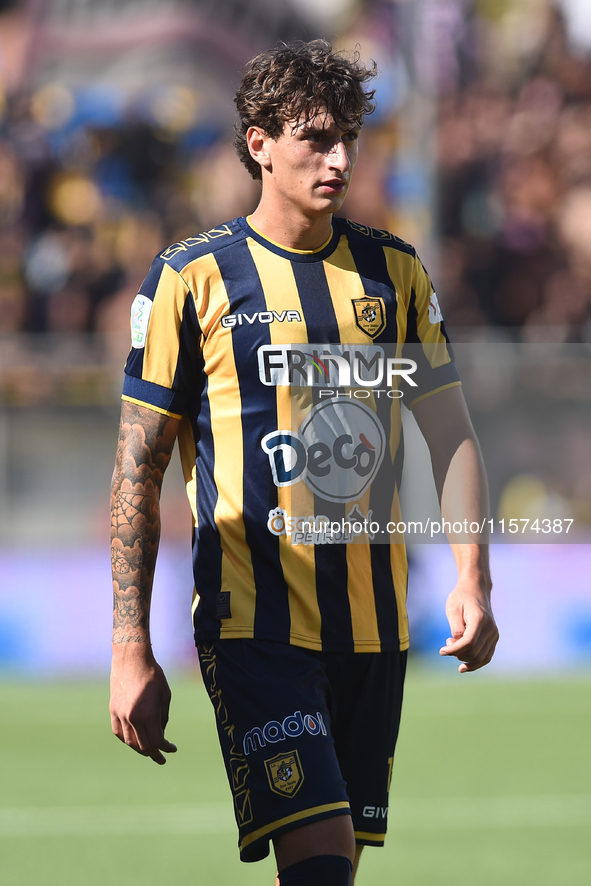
[109, 40, 498, 886]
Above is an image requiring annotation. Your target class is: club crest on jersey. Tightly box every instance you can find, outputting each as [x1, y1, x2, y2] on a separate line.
[352, 297, 386, 339]
[265, 751, 304, 798]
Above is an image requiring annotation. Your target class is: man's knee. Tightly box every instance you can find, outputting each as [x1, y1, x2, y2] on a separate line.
[278, 855, 352, 885]
[274, 814, 355, 872]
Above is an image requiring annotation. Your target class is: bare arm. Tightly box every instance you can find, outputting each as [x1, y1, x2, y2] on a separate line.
[412, 385, 499, 672]
[109, 400, 180, 763]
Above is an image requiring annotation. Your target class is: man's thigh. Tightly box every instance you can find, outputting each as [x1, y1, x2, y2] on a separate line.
[325, 649, 408, 847]
[198, 640, 351, 863]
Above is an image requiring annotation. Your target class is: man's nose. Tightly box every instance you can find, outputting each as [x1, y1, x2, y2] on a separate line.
[329, 139, 351, 171]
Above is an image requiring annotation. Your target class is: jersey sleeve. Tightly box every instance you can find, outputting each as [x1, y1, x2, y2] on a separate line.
[402, 253, 461, 408]
[122, 255, 202, 418]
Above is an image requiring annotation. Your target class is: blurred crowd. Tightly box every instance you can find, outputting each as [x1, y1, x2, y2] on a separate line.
[0, 0, 589, 540]
[435, 1, 591, 340]
[0, 81, 259, 339]
[0, 0, 590, 345]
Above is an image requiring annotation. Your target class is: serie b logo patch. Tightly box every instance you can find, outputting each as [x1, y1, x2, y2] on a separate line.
[130, 294, 153, 349]
[352, 297, 386, 339]
[265, 750, 304, 798]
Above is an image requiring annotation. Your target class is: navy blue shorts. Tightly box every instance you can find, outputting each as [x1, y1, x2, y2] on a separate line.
[197, 639, 407, 862]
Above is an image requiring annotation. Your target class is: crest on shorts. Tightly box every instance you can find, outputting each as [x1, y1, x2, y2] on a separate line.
[265, 750, 304, 798]
[352, 297, 386, 339]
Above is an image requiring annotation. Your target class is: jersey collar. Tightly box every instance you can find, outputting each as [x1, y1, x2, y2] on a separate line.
[238, 216, 340, 262]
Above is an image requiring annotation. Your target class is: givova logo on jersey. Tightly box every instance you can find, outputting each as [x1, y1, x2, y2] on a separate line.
[262, 398, 386, 503]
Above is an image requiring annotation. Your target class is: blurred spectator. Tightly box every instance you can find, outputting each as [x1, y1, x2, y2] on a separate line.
[0, 0, 590, 343]
[435, 1, 591, 340]
[0, 0, 588, 549]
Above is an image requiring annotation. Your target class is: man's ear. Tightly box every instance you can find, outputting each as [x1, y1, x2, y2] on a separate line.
[246, 126, 272, 173]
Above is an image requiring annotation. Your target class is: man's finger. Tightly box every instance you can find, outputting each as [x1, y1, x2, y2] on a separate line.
[467, 633, 498, 670]
[142, 737, 177, 765]
[111, 714, 125, 742]
[160, 695, 171, 730]
[451, 630, 498, 671]
[129, 718, 154, 753]
[439, 630, 476, 656]
[138, 716, 177, 762]
[120, 719, 142, 752]
[441, 607, 496, 653]
[446, 607, 466, 640]
[147, 748, 167, 765]
[440, 623, 491, 661]
[148, 738, 177, 765]
[144, 722, 176, 753]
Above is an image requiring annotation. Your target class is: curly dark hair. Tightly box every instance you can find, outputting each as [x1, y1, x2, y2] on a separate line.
[234, 39, 377, 181]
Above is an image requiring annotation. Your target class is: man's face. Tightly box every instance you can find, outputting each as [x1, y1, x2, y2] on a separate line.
[260, 112, 360, 219]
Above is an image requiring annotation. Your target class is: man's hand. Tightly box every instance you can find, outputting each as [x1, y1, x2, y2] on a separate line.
[439, 578, 499, 673]
[110, 650, 177, 764]
[413, 386, 499, 673]
[109, 402, 180, 764]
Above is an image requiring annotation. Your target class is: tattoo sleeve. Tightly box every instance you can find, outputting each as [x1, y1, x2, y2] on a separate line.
[110, 401, 179, 645]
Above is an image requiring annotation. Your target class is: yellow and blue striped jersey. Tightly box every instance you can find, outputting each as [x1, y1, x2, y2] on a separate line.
[122, 216, 460, 652]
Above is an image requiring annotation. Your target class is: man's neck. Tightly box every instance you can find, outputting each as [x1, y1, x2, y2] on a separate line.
[249, 204, 333, 251]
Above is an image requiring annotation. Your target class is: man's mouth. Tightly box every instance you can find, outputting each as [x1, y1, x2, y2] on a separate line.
[320, 179, 347, 193]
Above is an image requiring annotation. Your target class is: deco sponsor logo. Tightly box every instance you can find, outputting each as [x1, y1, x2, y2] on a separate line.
[261, 398, 386, 504]
[243, 710, 327, 756]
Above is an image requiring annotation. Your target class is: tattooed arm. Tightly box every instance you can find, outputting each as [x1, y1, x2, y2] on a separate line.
[109, 400, 180, 764]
